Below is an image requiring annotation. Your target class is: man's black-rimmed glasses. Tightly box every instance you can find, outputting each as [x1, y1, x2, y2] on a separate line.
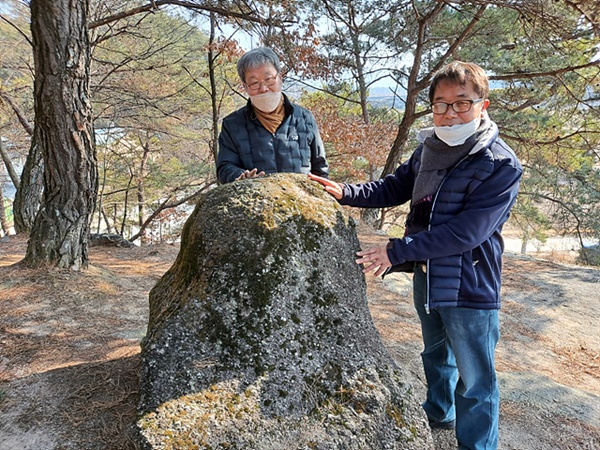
[431, 98, 483, 115]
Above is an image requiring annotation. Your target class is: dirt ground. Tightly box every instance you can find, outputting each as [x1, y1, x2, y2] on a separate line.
[0, 231, 599, 450]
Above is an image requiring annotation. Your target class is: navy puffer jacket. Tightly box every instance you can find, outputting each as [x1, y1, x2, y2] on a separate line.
[340, 120, 522, 311]
[217, 94, 329, 183]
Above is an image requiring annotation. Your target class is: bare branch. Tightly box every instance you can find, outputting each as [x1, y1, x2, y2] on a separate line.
[0, 137, 21, 189]
[88, 0, 283, 29]
[0, 13, 32, 46]
[491, 60, 600, 81]
[518, 190, 587, 252]
[417, 4, 488, 92]
[285, 76, 362, 106]
[0, 87, 34, 136]
[502, 128, 600, 147]
[563, 0, 600, 36]
[128, 181, 214, 242]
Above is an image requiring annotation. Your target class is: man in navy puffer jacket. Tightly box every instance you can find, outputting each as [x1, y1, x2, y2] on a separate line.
[310, 61, 522, 450]
[217, 47, 329, 183]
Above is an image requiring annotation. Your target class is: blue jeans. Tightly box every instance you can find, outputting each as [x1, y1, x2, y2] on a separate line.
[413, 265, 500, 450]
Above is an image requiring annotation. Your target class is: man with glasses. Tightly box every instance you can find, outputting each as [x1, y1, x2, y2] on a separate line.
[217, 47, 329, 183]
[309, 61, 522, 450]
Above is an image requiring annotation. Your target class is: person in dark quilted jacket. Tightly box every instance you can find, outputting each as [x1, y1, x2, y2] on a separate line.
[217, 47, 328, 183]
[310, 61, 522, 450]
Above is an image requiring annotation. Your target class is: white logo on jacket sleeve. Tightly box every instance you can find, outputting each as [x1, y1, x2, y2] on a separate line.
[404, 237, 413, 244]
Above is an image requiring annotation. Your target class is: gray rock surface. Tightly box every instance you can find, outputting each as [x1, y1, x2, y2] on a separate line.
[135, 173, 433, 449]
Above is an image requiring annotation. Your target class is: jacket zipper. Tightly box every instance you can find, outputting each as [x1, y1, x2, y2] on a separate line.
[424, 153, 472, 314]
[473, 260, 480, 286]
[424, 260, 431, 314]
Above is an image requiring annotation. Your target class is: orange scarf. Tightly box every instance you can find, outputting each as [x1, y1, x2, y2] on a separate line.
[254, 99, 285, 134]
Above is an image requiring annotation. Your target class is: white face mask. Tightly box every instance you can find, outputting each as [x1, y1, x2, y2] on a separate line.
[250, 91, 283, 113]
[434, 117, 480, 147]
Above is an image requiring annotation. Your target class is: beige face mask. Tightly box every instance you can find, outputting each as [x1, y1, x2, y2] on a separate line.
[250, 91, 283, 113]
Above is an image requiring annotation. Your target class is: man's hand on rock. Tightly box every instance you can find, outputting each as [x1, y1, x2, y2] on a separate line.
[307, 173, 344, 200]
[356, 246, 392, 277]
[236, 168, 265, 181]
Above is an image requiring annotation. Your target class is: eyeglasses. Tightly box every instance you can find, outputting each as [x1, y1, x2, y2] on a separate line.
[244, 75, 278, 92]
[431, 98, 483, 115]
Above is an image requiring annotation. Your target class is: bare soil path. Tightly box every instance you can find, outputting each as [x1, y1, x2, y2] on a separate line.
[0, 232, 599, 449]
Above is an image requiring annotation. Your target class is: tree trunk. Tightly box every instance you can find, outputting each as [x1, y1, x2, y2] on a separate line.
[382, 115, 417, 177]
[208, 12, 220, 165]
[0, 183, 9, 236]
[138, 140, 151, 245]
[13, 131, 44, 233]
[120, 174, 134, 236]
[1, 28, 41, 235]
[101, 206, 114, 234]
[0, 137, 21, 189]
[351, 34, 370, 126]
[24, 0, 97, 270]
[0, 132, 42, 233]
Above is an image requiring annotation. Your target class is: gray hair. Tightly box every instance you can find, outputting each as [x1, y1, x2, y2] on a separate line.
[237, 47, 281, 83]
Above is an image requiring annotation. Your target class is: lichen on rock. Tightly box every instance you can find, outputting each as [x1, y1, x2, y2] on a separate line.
[135, 173, 433, 449]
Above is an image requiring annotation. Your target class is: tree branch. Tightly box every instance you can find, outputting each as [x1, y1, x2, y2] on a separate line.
[0, 137, 20, 189]
[491, 60, 600, 81]
[0, 88, 34, 136]
[502, 128, 599, 146]
[88, 0, 282, 29]
[563, 0, 600, 36]
[417, 3, 488, 92]
[128, 181, 214, 242]
[0, 13, 32, 46]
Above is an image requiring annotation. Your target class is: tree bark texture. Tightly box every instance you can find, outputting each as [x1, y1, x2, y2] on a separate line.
[1, 86, 43, 234]
[13, 130, 44, 233]
[25, 0, 98, 270]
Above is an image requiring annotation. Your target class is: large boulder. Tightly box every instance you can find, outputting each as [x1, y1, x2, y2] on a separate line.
[135, 173, 433, 449]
